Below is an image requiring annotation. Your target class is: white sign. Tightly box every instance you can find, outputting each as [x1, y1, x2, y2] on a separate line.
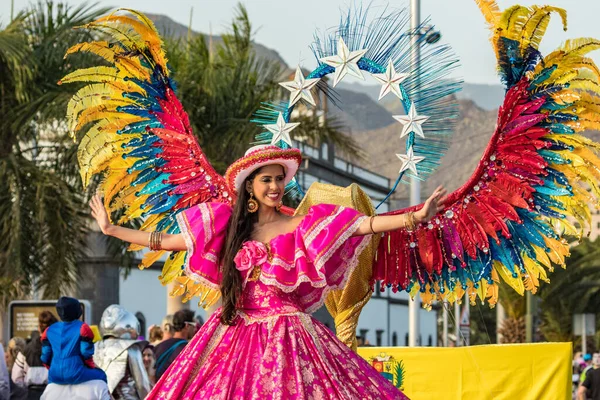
[573, 314, 595, 336]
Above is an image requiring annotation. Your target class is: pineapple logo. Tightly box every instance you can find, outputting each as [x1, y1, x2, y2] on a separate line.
[369, 352, 406, 390]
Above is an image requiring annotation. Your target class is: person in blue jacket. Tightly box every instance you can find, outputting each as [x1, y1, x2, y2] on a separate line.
[40, 297, 107, 384]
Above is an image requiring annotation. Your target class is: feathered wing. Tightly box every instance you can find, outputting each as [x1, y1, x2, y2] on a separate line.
[373, 2, 600, 307]
[61, 10, 232, 307]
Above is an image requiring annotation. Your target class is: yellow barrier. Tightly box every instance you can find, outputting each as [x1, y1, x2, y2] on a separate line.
[358, 343, 572, 399]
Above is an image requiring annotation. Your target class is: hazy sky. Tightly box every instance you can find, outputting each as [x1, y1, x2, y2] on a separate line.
[2, 0, 600, 84]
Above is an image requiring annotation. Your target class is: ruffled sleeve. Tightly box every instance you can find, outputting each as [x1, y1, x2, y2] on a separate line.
[260, 204, 371, 313]
[176, 202, 232, 289]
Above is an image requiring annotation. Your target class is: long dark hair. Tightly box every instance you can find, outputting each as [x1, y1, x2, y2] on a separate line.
[219, 169, 260, 325]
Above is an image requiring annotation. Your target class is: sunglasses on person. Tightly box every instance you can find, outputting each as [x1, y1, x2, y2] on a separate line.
[184, 321, 199, 330]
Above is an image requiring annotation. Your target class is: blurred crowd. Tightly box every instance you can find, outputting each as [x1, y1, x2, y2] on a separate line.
[573, 352, 600, 400]
[0, 298, 202, 400]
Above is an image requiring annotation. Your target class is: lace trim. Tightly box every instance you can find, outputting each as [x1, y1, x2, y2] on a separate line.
[304, 211, 341, 247]
[237, 310, 307, 330]
[201, 203, 213, 243]
[298, 313, 325, 356]
[196, 321, 227, 366]
[268, 249, 307, 271]
[176, 206, 221, 290]
[176, 211, 195, 255]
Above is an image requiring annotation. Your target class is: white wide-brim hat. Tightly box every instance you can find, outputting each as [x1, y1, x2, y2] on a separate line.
[225, 145, 302, 194]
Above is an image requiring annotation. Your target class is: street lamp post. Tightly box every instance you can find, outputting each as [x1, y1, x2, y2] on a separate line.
[408, 0, 421, 348]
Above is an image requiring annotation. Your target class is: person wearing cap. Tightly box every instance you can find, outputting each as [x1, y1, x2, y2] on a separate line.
[90, 145, 445, 399]
[40, 297, 107, 385]
[39, 297, 110, 400]
[579, 353, 600, 400]
[581, 354, 594, 386]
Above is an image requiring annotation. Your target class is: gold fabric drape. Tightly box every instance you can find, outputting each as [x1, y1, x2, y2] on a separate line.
[295, 182, 380, 351]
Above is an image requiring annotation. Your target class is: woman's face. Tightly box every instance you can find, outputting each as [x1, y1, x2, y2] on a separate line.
[143, 348, 155, 369]
[247, 164, 286, 209]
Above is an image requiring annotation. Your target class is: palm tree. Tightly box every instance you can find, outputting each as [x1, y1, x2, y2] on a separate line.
[537, 237, 600, 348]
[0, 2, 109, 307]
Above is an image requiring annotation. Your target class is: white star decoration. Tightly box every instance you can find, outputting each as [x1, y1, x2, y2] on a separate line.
[319, 38, 368, 87]
[372, 60, 410, 100]
[392, 103, 430, 139]
[396, 147, 425, 175]
[279, 66, 320, 107]
[265, 113, 300, 146]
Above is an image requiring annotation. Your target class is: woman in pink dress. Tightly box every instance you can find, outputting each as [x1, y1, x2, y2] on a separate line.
[90, 144, 446, 399]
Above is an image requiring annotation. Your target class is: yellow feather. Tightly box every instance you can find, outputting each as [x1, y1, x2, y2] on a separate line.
[119, 9, 160, 34]
[419, 287, 435, 308]
[475, 0, 501, 28]
[531, 244, 552, 280]
[92, 15, 168, 69]
[159, 252, 186, 284]
[84, 19, 168, 73]
[79, 141, 131, 186]
[83, 21, 143, 50]
[137, 214, 163, 232]
[548, 69, 579, 86]
[67, 92, 133, 132]
[103, 168, 139, 204]
[522, 257, 540, 293]
[59, 66, 124, 85]
[65, 41, 115, 62]
[113, 185, 142, 211]
[521, 6, 567, 51]
[94, 15, 161, 46]
[567, 77, 600, 93]
[140, 250, 166, 269]
[493, 261, 525, 295]
[500, 6, 531, 40]
[543, 237, 569, 265]
[556, 38, 600, 59]
[171, 276, 221, 308]
[486, 281, 499, 307]
[123, 194, 151, 221]
[115, 57, 149, 80]
[550, 90, 581, 105]
[475, 280, 487, 303]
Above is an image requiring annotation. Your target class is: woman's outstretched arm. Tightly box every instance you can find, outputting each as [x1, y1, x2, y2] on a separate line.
[353, 185, 447, 236]
[89, 194, 187, 251]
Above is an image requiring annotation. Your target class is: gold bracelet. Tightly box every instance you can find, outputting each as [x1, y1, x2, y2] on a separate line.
[406, 211, 415, 232]
[156, 232, 163, 250]
[149, 231, 163, 251]
[369, 215, 376, 234]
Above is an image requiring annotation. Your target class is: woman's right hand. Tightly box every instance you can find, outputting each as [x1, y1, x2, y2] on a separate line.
[90, 194, 112, 235]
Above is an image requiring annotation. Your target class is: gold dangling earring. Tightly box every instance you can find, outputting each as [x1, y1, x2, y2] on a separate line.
[276, 201, 283, 212]
[247, 192, 259, 213]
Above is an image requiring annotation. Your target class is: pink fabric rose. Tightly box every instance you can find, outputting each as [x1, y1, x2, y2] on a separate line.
[234, 241, 269, 272]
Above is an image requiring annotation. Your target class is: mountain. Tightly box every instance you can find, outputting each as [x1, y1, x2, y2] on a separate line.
[146, 13, 288, 68]
[336, 81, 505, 112]
[327, 88, 397, 132]
[457, 83, 505, 111]
[351, 99, 499, 201]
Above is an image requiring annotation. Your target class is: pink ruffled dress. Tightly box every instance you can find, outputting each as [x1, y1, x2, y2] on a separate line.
[147, 203, 408, 399]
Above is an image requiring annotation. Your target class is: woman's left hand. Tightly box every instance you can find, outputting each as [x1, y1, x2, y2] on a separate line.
[415, 185, 447, 223]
